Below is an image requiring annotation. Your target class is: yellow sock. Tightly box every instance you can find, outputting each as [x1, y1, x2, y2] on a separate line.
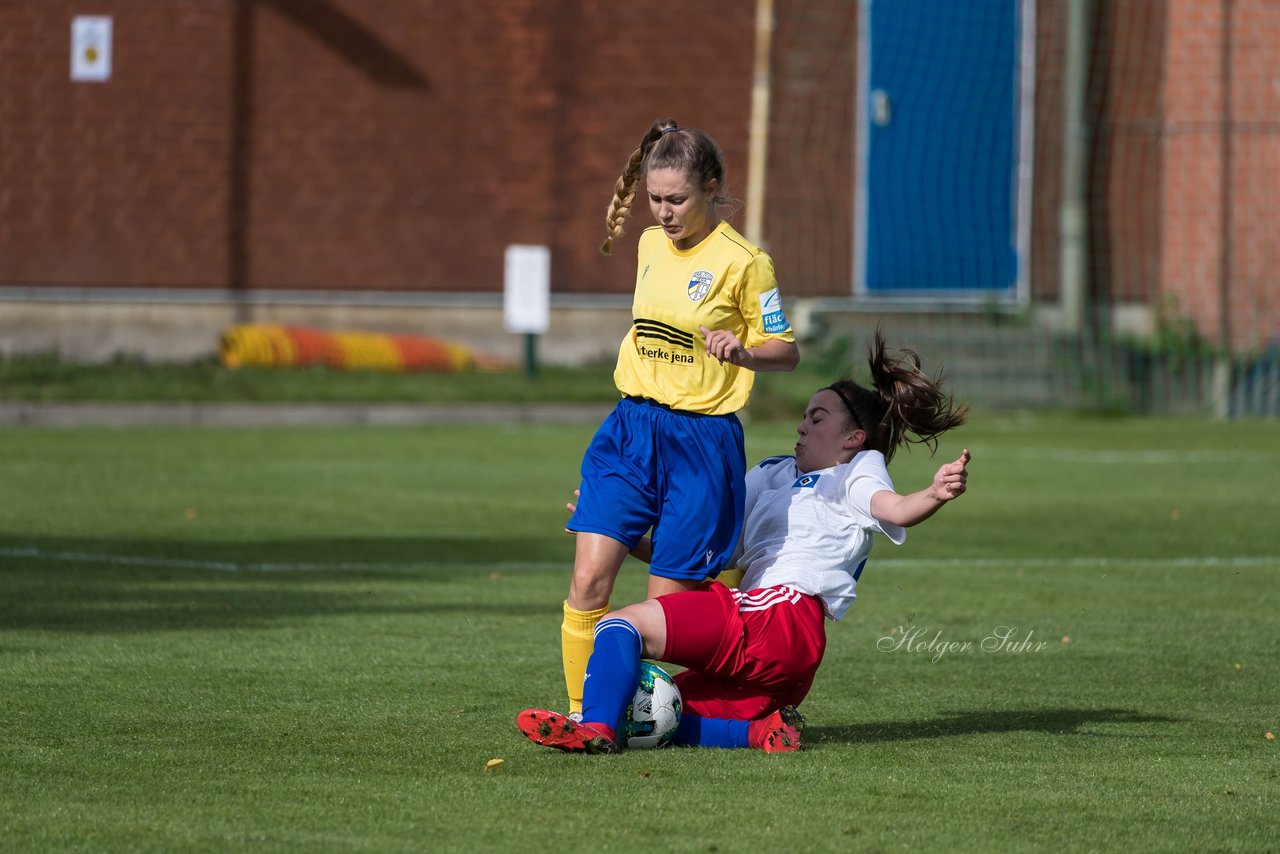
[561, 600, 610, 715]
[718, 567, 745, 589]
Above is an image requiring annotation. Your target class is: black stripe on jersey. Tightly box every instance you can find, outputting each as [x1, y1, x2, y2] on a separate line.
[756, 455, 794, 469]
[635, 318, 694, 349]
[637, 328, 695, 348]
[635, 317, 692, 341]
[637, 329, 693, 348]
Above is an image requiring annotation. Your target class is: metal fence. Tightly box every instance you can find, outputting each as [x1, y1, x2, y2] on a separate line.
[758, 0, 1279, 417]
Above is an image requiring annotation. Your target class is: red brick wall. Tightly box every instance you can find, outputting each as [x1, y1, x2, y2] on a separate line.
[1228, 0, 1280, 352]
[2, 1, 1276, 351]
[1090, 0, 1167, 305]
[763, 0, 859, 297]
[0, 0, 754, 296]
[0, 1, 234, 287]
[1029, 1, 1067, 304]
[510, 3, 757, 295]
[1161, 0, 1280, 351]
[1020, 0, 1168, 308]
[1023, 0, 1277, 352]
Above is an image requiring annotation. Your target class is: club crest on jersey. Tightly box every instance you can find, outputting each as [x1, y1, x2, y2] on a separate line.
[793, 474, 821, 489]
[759, 287, 790, 333]
[687, 271, 714, 301]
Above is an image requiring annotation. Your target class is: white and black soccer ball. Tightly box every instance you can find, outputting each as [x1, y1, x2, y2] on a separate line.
[621, 661, 682, 749]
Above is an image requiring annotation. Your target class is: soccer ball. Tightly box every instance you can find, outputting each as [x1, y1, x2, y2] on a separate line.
[621, 661, 682, 749]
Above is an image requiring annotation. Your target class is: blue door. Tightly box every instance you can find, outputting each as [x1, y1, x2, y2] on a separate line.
[861, 0, 1025, 297]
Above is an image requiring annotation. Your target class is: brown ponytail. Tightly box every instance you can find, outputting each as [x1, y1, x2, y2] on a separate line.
[600, 119, 729, 255]
[828, 331, 967, 463]
[600, 119, 674, 255]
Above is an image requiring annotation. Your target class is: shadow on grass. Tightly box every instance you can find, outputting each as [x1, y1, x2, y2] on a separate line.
[1, 533, 570, 569]
[812, 708, 1179, 743]
[0, 535, 569, 634]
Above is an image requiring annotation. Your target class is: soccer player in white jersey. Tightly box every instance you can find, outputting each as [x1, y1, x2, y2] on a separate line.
[559, 119, 800, 716]
[520, 333, 969, 753]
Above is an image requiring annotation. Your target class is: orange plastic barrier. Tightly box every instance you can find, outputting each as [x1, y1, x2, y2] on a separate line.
[220, 324, 479, 373]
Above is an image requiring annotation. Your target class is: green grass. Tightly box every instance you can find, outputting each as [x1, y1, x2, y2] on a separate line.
[2, 415, 1278, 851]
[0, 353, 842, 419]
[0, 354, 621, 404]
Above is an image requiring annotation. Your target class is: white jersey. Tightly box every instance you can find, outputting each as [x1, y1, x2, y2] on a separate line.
[732, 451, 906, 621]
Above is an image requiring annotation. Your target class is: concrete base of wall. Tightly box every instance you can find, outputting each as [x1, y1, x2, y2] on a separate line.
[0, 288, 634, 367]
[0, 288, 1157, 371]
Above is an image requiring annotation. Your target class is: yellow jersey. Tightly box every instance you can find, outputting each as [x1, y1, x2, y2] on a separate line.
[613, 221, 794, 415]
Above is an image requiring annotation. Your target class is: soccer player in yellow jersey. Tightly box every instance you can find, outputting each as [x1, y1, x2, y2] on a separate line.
[560, 119, 800, 714]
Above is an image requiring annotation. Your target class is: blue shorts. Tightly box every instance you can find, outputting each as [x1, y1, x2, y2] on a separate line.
[568, 397, 745, 581]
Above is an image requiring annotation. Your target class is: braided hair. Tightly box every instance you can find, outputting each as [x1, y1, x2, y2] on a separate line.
[599, 119, 728, 255]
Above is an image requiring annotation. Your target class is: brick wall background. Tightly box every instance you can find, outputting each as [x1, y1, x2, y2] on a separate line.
[760, 0, 859, 298]
[1, 0, 1277, 353]
[0, 0, 754, 297]
[1, 1, 233, 288]
[1159, 0, 1279, 352]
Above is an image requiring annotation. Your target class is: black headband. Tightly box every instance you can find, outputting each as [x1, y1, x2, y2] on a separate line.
[823, 385, 866, 432]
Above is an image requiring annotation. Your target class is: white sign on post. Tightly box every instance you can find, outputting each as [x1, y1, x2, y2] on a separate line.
[71, 16, 113, 82]
[503, 245, 550, 335]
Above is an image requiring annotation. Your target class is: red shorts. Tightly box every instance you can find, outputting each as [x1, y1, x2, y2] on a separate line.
[659, 581, 827, 721]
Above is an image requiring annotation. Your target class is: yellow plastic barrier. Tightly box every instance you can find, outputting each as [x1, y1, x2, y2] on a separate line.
[220, 324, 486, 373]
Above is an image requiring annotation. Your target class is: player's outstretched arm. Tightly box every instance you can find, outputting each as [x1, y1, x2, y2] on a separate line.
[870, 449, 971, 528]
[698, 325, 799, 372]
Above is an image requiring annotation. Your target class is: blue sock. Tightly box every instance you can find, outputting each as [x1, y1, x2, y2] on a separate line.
[672, 713, 750, 749]
[580, 618, 642, 734]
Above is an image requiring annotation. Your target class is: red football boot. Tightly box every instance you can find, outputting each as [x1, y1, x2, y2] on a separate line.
[517, 709, 619, 754]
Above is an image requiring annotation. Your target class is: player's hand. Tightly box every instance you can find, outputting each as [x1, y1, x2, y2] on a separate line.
[564, 489, 580, 534]
[931, 449, 970, 502]
[699, 325, 748, 366]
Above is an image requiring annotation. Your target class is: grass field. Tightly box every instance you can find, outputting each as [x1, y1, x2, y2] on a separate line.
[0, 355, 622, 405]
[1, 413, 1277, 851]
